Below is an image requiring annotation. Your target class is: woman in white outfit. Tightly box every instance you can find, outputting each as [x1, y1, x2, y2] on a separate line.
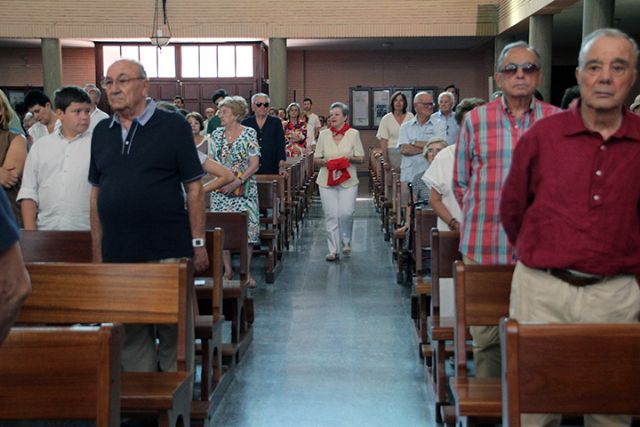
[376, 91, 414, 171]
[314, 102, 365, 261]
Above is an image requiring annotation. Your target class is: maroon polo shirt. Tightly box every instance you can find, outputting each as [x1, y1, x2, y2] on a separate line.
[500, 103, 640, 276]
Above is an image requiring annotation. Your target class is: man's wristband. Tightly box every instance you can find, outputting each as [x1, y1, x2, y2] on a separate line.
[192, 238, 205, 248]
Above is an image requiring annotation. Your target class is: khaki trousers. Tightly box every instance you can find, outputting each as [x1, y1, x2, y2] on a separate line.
[463, 255, 502, 378]
[510, 261, 640, 427]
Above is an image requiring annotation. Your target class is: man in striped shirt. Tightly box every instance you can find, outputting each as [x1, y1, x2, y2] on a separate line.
[453, 41, 560, 378]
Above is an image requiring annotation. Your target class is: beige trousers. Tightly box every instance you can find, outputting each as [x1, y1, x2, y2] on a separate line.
[509, 261, 640, 427]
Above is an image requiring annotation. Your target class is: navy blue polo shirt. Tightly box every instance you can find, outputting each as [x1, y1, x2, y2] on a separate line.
[89, 106, 204, 262]
[0, 190, 19, 253]
[241, 115, 286, 174]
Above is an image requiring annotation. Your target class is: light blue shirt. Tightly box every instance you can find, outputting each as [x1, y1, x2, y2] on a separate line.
[432, 110, 459, 147]
[396, 115, 446, 182]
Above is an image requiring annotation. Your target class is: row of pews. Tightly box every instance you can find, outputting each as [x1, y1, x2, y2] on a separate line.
[369, 147, 640, 426]
[0, 153, 317, 426]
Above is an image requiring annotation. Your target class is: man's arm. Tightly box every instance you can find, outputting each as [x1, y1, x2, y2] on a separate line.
[0, 242, 31, 345]
[16, 144, 39, 229]
[500, 132, 536, 245]
[453, 115, 473, 207]
[90, 186, 102, 263]
[397, 123, 422, 156]
[185, 179, 209, 273]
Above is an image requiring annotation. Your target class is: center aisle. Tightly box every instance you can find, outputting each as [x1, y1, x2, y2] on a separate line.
[211, 192, 436, 426]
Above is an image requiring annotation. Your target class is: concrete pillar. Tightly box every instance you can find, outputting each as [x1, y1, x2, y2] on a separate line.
[582, 0, 614, 38]
[268, 38, 287, 109]
[529, 15, 553, 103]
[41, 38, 63, 100]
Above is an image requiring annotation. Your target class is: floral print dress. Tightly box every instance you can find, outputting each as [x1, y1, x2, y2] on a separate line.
[209, 126, 261, 243]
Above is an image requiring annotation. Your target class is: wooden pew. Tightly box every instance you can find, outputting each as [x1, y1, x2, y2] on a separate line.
[392, 172, 412, 284]
[191, 228, 234, 422]
[0, 325, 122, 427]
[20, 229, 230, 423]
[204, 211, 254, 365]
[256, 173, 287, 257]
[501, 318, 640, 427]
[256, 179, 282, 283]
[17, 261, 194, 427]
[426, 229, 462, 424]
[449, 261, 514, 427]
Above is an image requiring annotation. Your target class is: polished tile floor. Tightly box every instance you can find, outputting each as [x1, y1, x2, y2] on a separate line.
[211, 193, 436, 426]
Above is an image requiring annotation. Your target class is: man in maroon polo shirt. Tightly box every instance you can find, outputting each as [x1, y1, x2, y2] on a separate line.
[501, 28, 640, 427]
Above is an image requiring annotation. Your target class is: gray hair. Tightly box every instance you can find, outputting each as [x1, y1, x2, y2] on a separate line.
[578, 28, 639, 69]
[83, 83, 101, 101]
[286, 102, 301, 116]
[329, 101, 349, 117]
[251, 92, 270, 104]
[413, 91, 433, 103]
[496, 41, 541, 70]
[438, 91, 455, 104]
[219, 96, 248, 121]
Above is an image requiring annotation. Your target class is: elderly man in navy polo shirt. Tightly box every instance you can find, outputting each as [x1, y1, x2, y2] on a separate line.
[501, 28, 640, 427]
[242, 92, 286, 174]
[90, 59, 207, 373]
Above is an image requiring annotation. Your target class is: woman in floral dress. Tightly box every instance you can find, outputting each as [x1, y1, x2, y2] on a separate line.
[283, 102, 308, 157]
[209, 96, 261, 286]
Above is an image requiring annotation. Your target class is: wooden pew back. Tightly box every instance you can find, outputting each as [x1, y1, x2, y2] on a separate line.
[196, 228, 224, 322]
[205, 212, 249, 283]
[256, 179, 280, 227]
[0, 325, 122, 427]
[20, 229, 92, 262]
[431, 229, 461, 316]
[454, 261, 514, 377]
[256, 174, 286, 215]
[18, 261, 193, 372]
[413, 208, 438, 276]
[501, 318, 640, 426]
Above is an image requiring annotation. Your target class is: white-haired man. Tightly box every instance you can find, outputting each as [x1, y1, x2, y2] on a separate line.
[396, 91, 446, 183]
[83, 83, 109, 132]
[453, 41, 561, 379]
[501, 28, 640, 427]
[432, 91, 459, 146]
[241, 93, 286, 174]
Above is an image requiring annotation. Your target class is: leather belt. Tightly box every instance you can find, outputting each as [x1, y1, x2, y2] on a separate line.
[548, 269, 604, 287]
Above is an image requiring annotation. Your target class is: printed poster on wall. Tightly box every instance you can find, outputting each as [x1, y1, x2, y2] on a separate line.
[373, 89, 390, 127]
[352, 90, 370, 128]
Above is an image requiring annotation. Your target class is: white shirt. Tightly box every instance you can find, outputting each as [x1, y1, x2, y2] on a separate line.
[28, 120, 60, 143]
[89, 108, 110, 132]
[396, 115, 446, 182]
[17, 128, 93, 230]
[422, 144, 461, 231]
[305, 112, 321, 145]
[314, 128, 364, 189]
[376, 111, 414, 149]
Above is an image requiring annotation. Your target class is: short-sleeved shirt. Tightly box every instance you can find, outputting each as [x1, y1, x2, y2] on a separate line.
[432, 110, 460, 147]
[314, 128, 364, 188]
[397, 115, 446, 182]
[89, 103, 204, 262]
[0, 190, 19, 252]
[17, 128, 93, 230]
[241, 115, 286, 174]
[376, 111, 414, 148]
[423, 144, 461, 231]
[305, 112, 321, 145]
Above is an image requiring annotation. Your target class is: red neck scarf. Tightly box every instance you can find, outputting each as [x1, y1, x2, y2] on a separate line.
[330, 123, 351, 137]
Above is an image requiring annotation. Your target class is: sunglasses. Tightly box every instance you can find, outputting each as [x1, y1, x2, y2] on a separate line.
[499, 63, 539, 76]
[255, 102, 270, 108]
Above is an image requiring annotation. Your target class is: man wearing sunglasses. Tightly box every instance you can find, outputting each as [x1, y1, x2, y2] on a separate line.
[453, 41, 560, 379]
[501, 28, 640, 427]
[242, 93, 286, 174]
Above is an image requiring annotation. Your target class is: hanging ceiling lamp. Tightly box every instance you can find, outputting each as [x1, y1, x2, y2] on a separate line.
[150, 0, 172, 48]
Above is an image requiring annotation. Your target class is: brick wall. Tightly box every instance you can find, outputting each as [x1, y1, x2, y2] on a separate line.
[0, 48, 96, 87]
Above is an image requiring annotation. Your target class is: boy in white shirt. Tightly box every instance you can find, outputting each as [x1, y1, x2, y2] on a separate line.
[18, 86, 93, 230]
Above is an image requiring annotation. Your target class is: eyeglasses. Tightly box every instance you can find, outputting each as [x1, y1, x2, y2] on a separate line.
[416, 102, 435, 108]
[499, 63, 539, 76]
[101, 76, 145, 90]
[255, 102, 270, 108]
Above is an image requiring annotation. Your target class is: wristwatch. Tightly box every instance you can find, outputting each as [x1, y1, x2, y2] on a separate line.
[192, 238, 205, 248]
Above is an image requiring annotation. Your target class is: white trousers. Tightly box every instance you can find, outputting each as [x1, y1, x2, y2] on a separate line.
[319, 185, 358, 255]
